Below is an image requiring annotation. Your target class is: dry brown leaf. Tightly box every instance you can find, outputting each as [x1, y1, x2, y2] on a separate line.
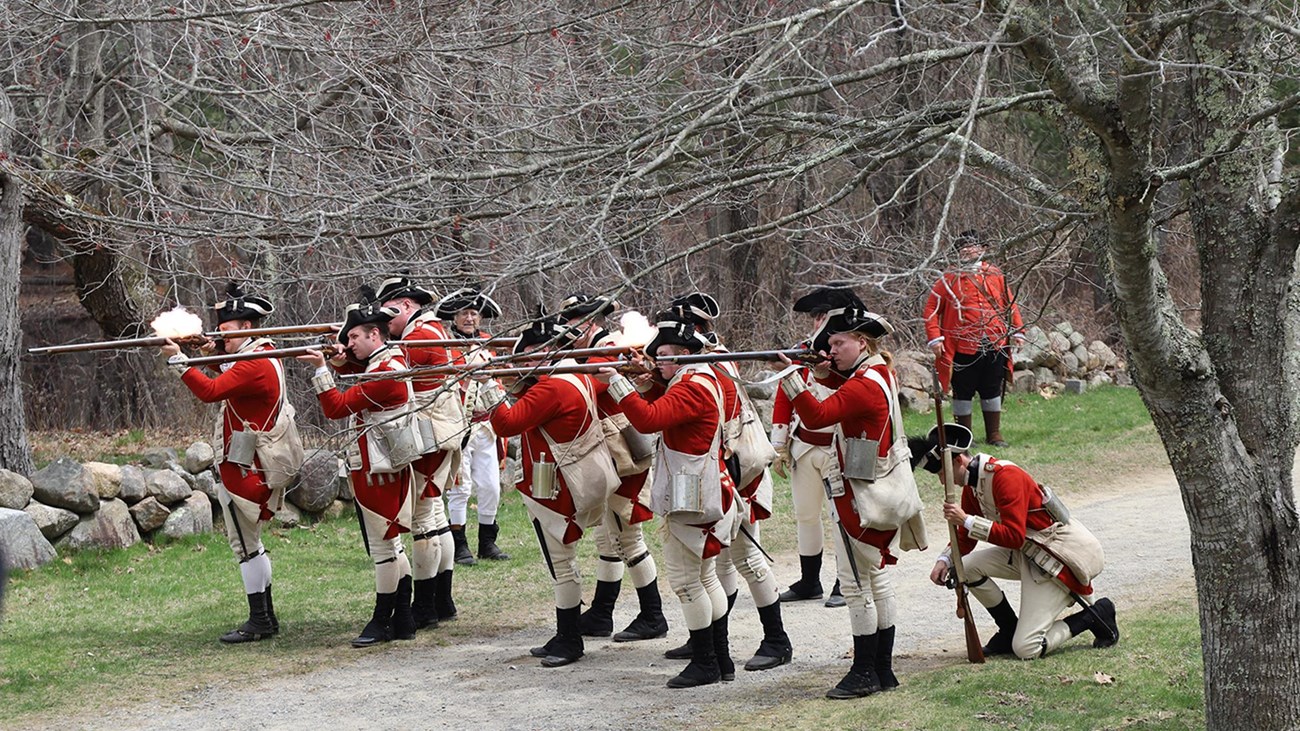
[1057, 675, 1075, 685]
[1094, 671, 1114, 685]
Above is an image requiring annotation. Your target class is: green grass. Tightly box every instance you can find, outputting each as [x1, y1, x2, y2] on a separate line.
[0, 386, 1168, 727]
[711, 599, 1204, 731]
[900, 386, 1165, 501]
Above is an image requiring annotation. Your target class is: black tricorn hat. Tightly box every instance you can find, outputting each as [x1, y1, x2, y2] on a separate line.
[557, 293, 618, 321]
[667, 292, 720, 324]
[375, 275, 436, 306]
[953, 229, 983, 251]
[909, 423, 975, 474]
[435, 287, 502, 320]
[809, 305, 894, 353]
[338, 286, 400, 344]
[213, 282, 273, 324]
[646, 318, 710, 356]
[793, 284, 865, 315]
[513, 309, 583, 355]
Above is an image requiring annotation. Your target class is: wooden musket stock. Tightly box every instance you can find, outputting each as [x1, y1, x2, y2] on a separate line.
[934, 370, 985, 664]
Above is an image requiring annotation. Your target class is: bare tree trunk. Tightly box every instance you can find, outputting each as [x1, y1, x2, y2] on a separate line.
[0, 90, 34, 474]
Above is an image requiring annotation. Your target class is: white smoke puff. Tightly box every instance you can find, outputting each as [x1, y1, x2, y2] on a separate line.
[611, 310, 655, 348]
[150, 307, 204, 339]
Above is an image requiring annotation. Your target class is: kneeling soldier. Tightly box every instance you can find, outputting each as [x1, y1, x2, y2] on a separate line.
[918, 424, 1119, 659]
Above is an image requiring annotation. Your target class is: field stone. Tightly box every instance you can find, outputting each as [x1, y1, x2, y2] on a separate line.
[161, 491, 213, 539]
[182, 442, 215, 474]
[141, 447, 178, 469]
[146, 469, 193, 504]
[275, 502, 302, 528]
[336, 472, 354, 502]
[322, 500, 351, 521]
[892, 357, 932, 395]
[166, 461, 198, 489]
[1064, 378, 1086, 395]
[1048, 331, 1071, 354]
[1061, 352, 1080, 376]
[0, 508, 57, 569]
[29, 457, 100, 514]
[58, 498, 141, 551]
[0, 468, 33, 509]
[1088, 371, 1114, 388]
[24, 500, 79, 541]
[897, 387, 932, 414]
[1088, 340, 1118, 368]
[1033, 366, 1056, 386]
[83, 462, 124, 499]
[118, 465, 148, 504]
[744, 381, 777, 400]
[1068, 330, 1086, 348]
[129, 496, 171, 533]
[193, 470, 219, 502]
[289, 449, 341, 514]
[1011, 369, 1038, 394]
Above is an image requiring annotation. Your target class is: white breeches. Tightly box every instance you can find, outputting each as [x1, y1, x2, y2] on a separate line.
[963, 546, 1076, 659]
[591, 493, 656, 587]
[716, 514, 779, 607]
[448, 428, 501, 524]
[662, 518, 727, 631]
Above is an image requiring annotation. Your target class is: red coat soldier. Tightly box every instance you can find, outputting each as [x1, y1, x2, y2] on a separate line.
[559, 293, 668, 643]
[917, 424, 1119, 659]
[163, 283, 297, 644]
[657, 292, 792, 673]
[377, 276, 463, 628]
[485, 313, 619, 668]
[299, 291, 418, 648]
[600, 317, 737, 689]
[780, 306, 928, 699]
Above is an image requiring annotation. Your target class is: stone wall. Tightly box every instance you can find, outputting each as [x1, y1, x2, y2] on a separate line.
[0, 444, 349, 570]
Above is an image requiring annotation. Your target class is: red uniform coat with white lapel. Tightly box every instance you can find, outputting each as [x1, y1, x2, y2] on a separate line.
[955, 457, 1091, 595]
[788, 360, 900, 563]
[618, 368, 735, 558]
[180, 341, 280, 519]
[490, 373, 599, 545]
[923, 261, 1023, 391]
[400, 314, 454, 497]
[317, 347, 412, 540]
[584, 338, 653, 524]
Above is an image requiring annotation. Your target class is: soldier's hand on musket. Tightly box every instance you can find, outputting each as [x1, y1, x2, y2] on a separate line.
[296, 348, 327, 368]
[929, 559, 952, 586]
[942, 502, 968, 527]
[771, 352, 793, 369]
[197, 336, 218, 356]
[594, 366, 618, 383]
[323, 343, 349, 368]
[160, 339, 182, 358]
[810, 354, 832, 379]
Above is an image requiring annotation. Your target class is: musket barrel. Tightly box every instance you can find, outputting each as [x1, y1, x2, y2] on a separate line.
[402, 337, 520, 349]
[183, 345, 322, 367]
[205, 322, 343, 339]
[652, 348, 815, 365]
[28, 321, 343, 355]
[28, 335, 190, 355]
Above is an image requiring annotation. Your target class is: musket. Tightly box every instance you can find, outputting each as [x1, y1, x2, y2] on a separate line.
[487, 344, 636, 364]
[339, 358, 649, 383]
[651, 348, 822, 365]
[934, 369, 985, 664]
[180, 345, 329, 368]
[401, 337, 520, 349]
[27, 321, 344, 355]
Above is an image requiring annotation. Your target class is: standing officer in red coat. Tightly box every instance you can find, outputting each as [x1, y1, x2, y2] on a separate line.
[923, 230, 1024, 446]
[377, 276, 462, 627]
[599, 318, 737, 689]
[482, 313, 619, 668]
[163, 283, 292, 643]
[559, 294, 669, 643]
[779, 306, 928, 699]
[916, 425, 1119, 659]
[298, 291, 419, 648]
